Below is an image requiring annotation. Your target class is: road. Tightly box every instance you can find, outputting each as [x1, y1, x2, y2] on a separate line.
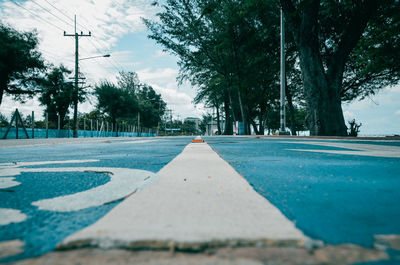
[205, 137, 400, 247]
[0, 137, 192, 262]
[0, 136, 399, 264]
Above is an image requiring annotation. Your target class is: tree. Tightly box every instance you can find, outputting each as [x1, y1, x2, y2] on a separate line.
[280, 0, 400, 136]
[145, 0, 291, 135]
[199, 113, 212, 134]
[181, 120, 197, 135]
[117, 71, 141, 95]
[94, 81, 138, 129]
[347, 119, 362, 137]
[286, 105, 308, 135]
[0, 23, 45, 106]
[0, 112, 8, 127]
[38, 65, 76, 129]
[138, 84, 167, 128]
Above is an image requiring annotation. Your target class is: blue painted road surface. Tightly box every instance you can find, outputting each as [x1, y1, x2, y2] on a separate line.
[206, 137, 400, 263]
[0, 137, 192, 262]
[1, 136, 400, 264]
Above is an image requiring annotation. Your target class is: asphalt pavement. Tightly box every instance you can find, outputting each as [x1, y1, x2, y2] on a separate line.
[0, 136, 399, 264]
[205, 137, 400, 248]
[0, 137, 192, 262]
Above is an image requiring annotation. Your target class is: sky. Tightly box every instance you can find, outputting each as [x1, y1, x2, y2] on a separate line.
[0, 0, 399, 135]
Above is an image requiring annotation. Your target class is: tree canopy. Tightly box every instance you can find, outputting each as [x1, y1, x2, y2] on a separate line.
[146, 0, 399, 136]
[94, 71, 166, 131]
[280, 0, 400, 135]
[145, 0, 303, 135]
[0, 23, 45, 106]
[38, 65, 78, 129]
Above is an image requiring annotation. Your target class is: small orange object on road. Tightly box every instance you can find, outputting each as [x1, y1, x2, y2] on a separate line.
[192, 136, 204, 143]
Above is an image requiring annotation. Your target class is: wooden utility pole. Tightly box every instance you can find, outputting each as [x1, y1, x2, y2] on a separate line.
[64, 15, 91, 138]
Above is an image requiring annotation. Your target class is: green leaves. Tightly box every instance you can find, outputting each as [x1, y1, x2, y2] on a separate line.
[93, 72, 166, 128]
[0, 23, 45, 105]
[38, 65, 75, 129]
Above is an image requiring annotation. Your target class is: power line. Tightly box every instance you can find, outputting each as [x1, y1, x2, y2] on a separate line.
[39, 0, 125, 73]
[42, 0, 75, 23]
[30, 0, 74, 29]
[42, 0, 88, 32]
[9, 0, 65, 31]
[24, 0, 126, 76]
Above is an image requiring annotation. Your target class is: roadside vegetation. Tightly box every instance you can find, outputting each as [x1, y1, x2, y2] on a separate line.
[145, 0, 400, 136]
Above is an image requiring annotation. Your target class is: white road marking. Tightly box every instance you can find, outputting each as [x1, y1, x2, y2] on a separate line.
[285, 141, 400, 158]
[0, 160, 99, 169]
[0, 240, 24, 259]
[0, 160, 158, 212]
[0, 177, 20, 189]
[17, 167, 157, 212]
[61, 142, 308, 250]
[122, 140, 158, 144]
[0, 208, 27, 226]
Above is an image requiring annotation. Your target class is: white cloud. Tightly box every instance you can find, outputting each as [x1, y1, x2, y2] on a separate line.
[154, 50, 168, 58]
[343, 85, 400, 135]
[387, 84, 400, 93]
[343, 111, 355, 121]
[137, 68, 179, 83]
[0, 0, 158, 73]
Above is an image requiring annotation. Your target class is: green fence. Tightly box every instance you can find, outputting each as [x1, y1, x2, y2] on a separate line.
[0, 127, 156, 139]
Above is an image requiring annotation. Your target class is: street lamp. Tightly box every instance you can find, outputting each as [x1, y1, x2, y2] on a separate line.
[79, 54, 111, 61]
[72, 53, 111, 138]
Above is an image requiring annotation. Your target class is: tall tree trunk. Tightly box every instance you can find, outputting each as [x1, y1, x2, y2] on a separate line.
[0, 86, 4, 106]
[231, 30, 249, 135]
[298, 45, 347, 136]
[279, 0, 376, 136]
[228, 90, 237, 132]
[215, 104, 221, 135]
[223, 91, 233, 135]
[59, 111, 67, 129]
[294, 4, 347, 136]
[236, 85, 248, 134]
[285, 84, 297, 135]
[259, 104, 266, 135]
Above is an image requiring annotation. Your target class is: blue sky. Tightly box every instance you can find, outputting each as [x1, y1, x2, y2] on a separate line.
[0, 0, 399, 135]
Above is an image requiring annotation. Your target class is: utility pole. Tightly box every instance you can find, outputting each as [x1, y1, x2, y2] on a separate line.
[64, 15, 91, 138]
[279, 9, 288, 135]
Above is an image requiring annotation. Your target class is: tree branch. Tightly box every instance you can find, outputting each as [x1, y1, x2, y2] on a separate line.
[327, 0, 380, 83]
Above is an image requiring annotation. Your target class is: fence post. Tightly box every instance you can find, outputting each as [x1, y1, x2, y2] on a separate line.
[31, 111, 35, 139]
[83, 118, 86, 137]
[57, 114, 60, 138]
[16, 110, 19, 139]
[45, 112, 49, 138]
